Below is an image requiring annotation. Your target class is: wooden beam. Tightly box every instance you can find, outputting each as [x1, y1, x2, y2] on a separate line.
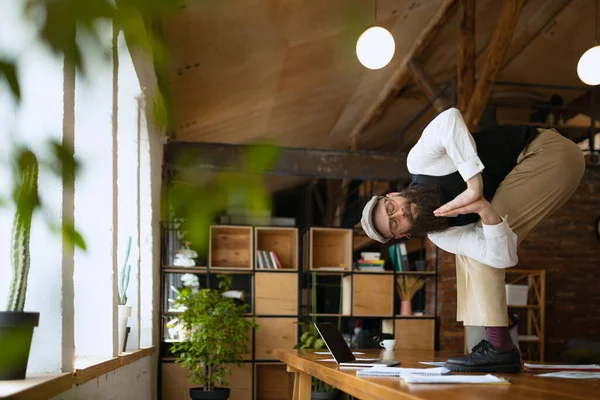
[457, 0, 475, 113]
[348, 0, 458, 150]
[464, 0, 525, 131]
[164, 141, 411, 181]
[407, 59, 451, 113]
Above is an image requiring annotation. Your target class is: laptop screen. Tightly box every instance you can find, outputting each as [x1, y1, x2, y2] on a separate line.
[314, 322, 355, 363]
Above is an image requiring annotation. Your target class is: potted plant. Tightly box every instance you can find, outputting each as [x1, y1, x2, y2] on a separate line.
[170, 274, 257, 400]
[294, 321, 338, 400]
[0, 151, 40, 380]
[118, 236, 132, 354]
[396, 276, 425, 316]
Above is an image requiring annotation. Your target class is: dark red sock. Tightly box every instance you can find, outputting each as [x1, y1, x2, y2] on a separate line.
[485, 327, 513, 352]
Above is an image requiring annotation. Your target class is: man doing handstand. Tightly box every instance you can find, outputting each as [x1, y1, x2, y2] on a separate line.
[361, 107, 585, 372]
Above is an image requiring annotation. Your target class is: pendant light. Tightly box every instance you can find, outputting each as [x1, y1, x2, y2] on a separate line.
[577, 0, 600, 85]
[356, 1, 395, 70]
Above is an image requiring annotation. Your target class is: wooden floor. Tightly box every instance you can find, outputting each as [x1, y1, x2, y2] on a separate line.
[276, 348, 600, 400]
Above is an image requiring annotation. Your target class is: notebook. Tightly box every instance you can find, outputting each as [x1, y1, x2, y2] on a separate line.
[356, 366, 449, 377]
[524, 363, 600, 372]
[401, 373, 509, 385]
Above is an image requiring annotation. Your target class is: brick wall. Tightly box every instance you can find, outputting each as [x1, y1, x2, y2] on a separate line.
[435, 167, 600, 360]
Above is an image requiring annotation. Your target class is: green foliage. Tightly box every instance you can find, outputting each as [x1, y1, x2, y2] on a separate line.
[170, 275, 257, 392]
[0, 58, 20, 101]
[119, 236, 132, 305]
[294, 320, 337, 394]
[7, 150, 38, 312]
[166, 143, 280, 258]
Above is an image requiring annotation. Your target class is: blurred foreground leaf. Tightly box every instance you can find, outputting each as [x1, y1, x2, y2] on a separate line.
[0, 58, 21, 101]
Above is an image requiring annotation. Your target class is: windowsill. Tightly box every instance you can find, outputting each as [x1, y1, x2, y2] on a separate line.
[0, 346, 155, 399]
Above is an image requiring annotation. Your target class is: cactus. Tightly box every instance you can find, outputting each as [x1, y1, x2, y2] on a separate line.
[7, 151, 39, 312]
[119, 236, 132, 305]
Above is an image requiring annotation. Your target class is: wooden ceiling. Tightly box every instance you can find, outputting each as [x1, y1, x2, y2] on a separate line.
[159, 0, 598, 188]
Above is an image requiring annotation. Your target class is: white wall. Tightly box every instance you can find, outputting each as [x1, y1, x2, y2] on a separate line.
[50, 355, 156, 400]
[0, 0, 68, 374]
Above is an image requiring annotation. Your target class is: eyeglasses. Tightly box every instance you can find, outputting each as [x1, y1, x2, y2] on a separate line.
[382, 197, 403, 237]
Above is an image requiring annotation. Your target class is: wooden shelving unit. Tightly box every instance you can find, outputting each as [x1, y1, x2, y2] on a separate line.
[160, 223, 300, 400]
[301, 228, 439, 351]
[506, 269, 546, 362]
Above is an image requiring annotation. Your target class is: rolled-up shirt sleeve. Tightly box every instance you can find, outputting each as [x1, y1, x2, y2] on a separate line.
[407, 107, 484, 181]
[427, 217, 518, 268]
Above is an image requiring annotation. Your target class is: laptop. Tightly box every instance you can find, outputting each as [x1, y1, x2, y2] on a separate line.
[313, 322, 400, 367]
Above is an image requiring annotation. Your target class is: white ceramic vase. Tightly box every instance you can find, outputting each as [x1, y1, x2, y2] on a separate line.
[118, 305, 132, 354]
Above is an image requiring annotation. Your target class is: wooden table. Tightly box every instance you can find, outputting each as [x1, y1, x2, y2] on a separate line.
[274, 348, 600, 400]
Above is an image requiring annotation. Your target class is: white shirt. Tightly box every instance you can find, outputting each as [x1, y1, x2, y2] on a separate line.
[406, 107, 518, 269]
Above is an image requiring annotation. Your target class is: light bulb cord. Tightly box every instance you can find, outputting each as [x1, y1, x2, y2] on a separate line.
[594, 0, 600, 46]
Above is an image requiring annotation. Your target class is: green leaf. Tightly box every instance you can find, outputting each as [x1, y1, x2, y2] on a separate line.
[0, 58, 20, 101]
[244, 143, 280, 174]
[63, 221, 86, 250]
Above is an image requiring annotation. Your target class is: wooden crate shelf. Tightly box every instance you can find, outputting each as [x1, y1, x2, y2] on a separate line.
[255, 272, 298, 316]
[255, 227, 298, 270]
[352, 274, 394, 317]
[255, 363, 293, 400]
[254, 317, 297, 361]
[304, 227, 352, 271]
[209, 225, 253, 269]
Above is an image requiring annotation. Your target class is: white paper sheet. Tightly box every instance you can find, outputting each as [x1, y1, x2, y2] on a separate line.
[357, 367, 449, 377]
[402, 373, 509, 384]
[418, 361, 446, 367]
[524, 363, 600, 371]
[535, 371, 600, 379]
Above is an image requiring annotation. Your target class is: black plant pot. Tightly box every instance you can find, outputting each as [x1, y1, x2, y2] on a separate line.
[0, 311, 40, 380]
[189, 387, 231, 400]
[312, 391, 338, 400]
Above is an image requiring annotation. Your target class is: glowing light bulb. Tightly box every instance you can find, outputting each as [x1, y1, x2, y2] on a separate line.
[577, 45, 600, 86]
[356, 26, 395, 70]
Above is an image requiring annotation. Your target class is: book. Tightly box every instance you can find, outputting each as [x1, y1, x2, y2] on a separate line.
[356, 366, 449, 377]
[523, 363, 600, 372]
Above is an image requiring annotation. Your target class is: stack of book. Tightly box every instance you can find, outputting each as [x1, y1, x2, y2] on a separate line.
[356, 252, 385, 272]
[256, 250, 283, 269]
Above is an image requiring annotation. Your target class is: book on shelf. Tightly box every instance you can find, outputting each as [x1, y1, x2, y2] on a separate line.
[256, 250, 283, 269]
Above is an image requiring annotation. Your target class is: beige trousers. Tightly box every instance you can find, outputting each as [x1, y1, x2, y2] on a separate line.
[456, 128, 585, 326]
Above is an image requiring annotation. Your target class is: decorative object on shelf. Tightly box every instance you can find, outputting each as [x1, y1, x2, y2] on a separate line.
[0, 151, 40, 380]
[396, 276, 425, 316]
[118, 236, 132, 354]
[169, 275, 257, 400]
[174, 248, 198, 267]
[415, 258, 427, 271]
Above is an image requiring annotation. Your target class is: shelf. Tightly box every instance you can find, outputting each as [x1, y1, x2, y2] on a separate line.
[255, 227, 298, 270]
[394, 315, 436, 319]
[162, 266, 207, 273]
[206, 268, 254, 274]
[353, 270, 394, 274]
[308, 313, 350, 317]
[394, 271, 437, 275]
[254, 268, 298, 273]
[508, 304, 540, 309]
[209, 225, 253, 269]
[306, 227, 352, 272]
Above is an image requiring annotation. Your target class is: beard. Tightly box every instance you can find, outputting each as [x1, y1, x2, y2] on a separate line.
[395, 183, 450, 237]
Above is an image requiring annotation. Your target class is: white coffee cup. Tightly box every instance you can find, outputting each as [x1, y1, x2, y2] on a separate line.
[379, 339, 396, 351]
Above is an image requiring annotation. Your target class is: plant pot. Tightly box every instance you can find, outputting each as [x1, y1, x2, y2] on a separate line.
[312, 390, 338, 400]
[400, 300, 412, 316]
[0, 311, 40, 380]
[118, 305, 132, 354]
[189, 387, 230, 400]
